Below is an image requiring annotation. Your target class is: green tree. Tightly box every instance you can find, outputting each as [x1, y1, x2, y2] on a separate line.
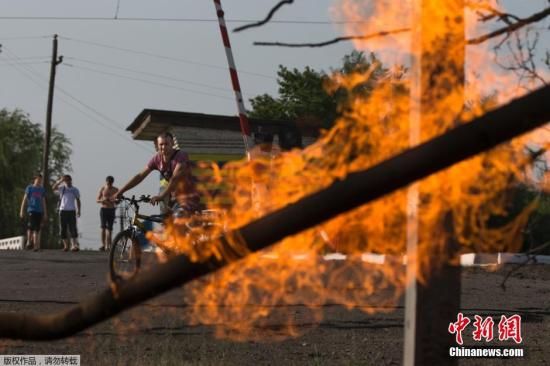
[0, 108, 72, 246]
[249, 65, 336, 128]
[249, 50, 392, 129]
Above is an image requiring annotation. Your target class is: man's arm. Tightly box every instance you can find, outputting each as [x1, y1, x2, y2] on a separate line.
[96, 187, 104, 204]
[117, 166, 152, 198]
[150, 162, 185, 204]
[76, 197, 81, 217]
[110, 187, 120, 202]
[52, 177, 64, 191]
[19, 194, 28, 219]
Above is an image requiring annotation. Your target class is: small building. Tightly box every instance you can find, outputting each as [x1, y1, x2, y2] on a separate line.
[126, 109, 318, 162]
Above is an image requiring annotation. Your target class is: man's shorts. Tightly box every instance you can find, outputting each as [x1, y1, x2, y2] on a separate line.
[27, 211, 43, 232]
[59, 210, 78, 239]
[100, 208, 116, 230]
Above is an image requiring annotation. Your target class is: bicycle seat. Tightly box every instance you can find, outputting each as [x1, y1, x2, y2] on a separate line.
[147, 214, 167, 223]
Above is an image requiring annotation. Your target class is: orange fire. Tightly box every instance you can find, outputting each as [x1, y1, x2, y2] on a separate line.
[148, 0, 548, 340]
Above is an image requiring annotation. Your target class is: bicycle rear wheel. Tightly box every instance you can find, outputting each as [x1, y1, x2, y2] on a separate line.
[109, 229, 142, 282]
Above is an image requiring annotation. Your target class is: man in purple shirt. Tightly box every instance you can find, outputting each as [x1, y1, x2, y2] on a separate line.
[117, 132, 201, 214]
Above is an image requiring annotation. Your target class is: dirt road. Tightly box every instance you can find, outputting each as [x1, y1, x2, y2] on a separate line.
[0, 250, 548, 365]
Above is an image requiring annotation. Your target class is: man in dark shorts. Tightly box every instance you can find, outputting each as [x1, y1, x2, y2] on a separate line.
[96, 176, 119, 251]
[53, 175, 81, 252]
[19, 174, 47, 251]
[117, 132, 201, 215]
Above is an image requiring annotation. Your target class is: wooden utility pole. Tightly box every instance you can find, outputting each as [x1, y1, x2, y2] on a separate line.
[404, 1, 465, 365]
[41, 34, 63, 248]
[41, 34, 63, 187]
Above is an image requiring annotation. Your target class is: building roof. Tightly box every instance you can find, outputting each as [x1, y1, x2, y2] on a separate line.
[127, 109, 315, 141]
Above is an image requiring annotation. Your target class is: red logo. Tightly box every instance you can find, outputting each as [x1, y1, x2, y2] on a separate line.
[498, 315, 523, 344]
[472, 315, 494, 342]
[449, 313, 523, 344]
[448, 312, 471, 345]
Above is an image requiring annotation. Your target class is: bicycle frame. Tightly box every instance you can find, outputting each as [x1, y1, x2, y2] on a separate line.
[109, 196, 165, 282]
[120, 196, 165, 244]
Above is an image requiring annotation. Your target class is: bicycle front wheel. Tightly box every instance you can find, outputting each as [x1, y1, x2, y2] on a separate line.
[109, 229, 142, 282]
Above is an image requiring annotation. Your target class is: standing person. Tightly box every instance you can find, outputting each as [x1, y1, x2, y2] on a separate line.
[53, 175, 81, 252]
[19, 174, 47, 251]
[116, 132, 201, 215]
[96, 175, 118, 251]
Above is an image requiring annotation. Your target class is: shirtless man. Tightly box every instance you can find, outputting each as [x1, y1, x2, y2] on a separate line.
[96, 176, 119, 251]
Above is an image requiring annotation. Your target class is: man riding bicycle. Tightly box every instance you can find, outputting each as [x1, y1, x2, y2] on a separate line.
[116, 132, 201, 215]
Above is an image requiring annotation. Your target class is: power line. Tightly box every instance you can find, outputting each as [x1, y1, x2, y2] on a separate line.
[1, 47, 53, 94]
[58, 36, 275, 80]
[0, 16, 344, 24]
[0, 56, 50, 60]
[1, 46, 155, 155]
[62, 62, 235, 101]
[64, 56, 235, 94]
[0, 61, 48, 66]
[0, 35, 50, 40]
[0, 54, 50, 66]
[0, 55, 49, 60]
[52, 84, 156, 155]
[0, 55, 50, 66]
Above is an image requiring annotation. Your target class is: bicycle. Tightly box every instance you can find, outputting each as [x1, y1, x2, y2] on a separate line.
[109, 195, 224, 282]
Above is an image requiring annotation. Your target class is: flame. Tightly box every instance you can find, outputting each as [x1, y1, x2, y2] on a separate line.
[146, 0, 548, 340]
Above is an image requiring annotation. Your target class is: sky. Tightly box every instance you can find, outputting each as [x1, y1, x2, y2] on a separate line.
[0, 0, 354, 249]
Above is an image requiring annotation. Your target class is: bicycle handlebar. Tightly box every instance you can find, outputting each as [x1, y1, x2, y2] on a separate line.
[118, 195, 152, 205]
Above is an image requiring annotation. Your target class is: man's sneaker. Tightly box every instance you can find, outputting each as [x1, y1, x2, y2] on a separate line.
[98, 246, 105, 252]
[71, 246, 79, 252]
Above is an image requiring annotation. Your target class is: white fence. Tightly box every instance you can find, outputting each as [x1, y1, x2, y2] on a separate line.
[0, 236, 25, 250]
[262, 252, 550, 266]
[461, 252, 550, 266]
[0, 235, 548, 265]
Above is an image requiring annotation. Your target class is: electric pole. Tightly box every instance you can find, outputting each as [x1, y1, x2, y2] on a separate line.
[42, 34, 63, 186]
[41, 34, 63, 248]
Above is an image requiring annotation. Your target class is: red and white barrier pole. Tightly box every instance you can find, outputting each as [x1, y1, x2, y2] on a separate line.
[213, 0, 252, 156]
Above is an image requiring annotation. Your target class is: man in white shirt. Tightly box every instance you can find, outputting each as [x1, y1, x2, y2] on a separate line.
[53, 175, 81, 251]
